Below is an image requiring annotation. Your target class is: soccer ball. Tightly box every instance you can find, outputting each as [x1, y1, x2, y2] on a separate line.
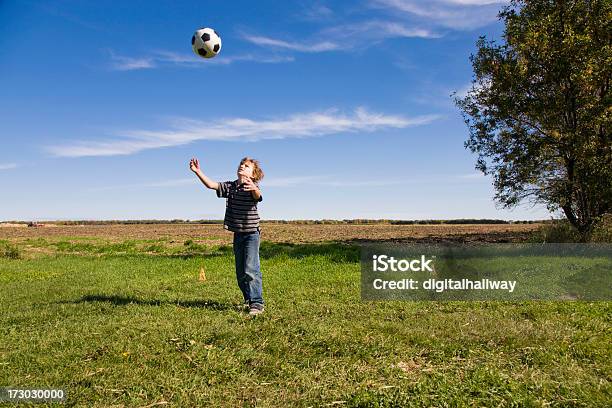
[192, 27, 222, 59]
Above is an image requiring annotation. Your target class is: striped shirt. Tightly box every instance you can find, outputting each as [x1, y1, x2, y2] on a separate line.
[216, 180, 263, 233]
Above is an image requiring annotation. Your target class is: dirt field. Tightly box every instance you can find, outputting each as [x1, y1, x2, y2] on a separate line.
[0, 223, 541, 244]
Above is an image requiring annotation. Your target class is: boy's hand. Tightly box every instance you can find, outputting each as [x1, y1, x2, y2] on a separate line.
[189, 158, 200, 173]
[190, 158, 219, 190]
[241, 177, 258, 192]
[242, 177, 261, 201]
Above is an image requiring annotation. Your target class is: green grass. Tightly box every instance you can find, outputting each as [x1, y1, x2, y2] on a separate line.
[0, 240, 20, 260]
[0, 240, 610, 407]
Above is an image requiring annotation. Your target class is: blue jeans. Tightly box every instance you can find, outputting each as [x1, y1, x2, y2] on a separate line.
[233, 230, 264, 307]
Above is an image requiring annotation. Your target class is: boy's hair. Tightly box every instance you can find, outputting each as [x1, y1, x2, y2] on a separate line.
[241, 157, 264, 182]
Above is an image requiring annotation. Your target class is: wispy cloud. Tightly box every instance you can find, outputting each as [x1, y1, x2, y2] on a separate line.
[107, 49, 294, 71]
[108, 50, 156, 71]
[409, 82, 473, 109]
[452, 83, 472, 99]
[0, 163, 17, 170]
[86, 175, 401, 192]
[240, 1, 502, 57]
[47, 108, 441, 158]
[88, 172, 487, 192]
[241, 20, 439, 54]
[153, 50, 295, 65]
[86, 178, 196, 192]
[263, 176, 405, 188]
[444, 0, 505, 5]
[242, 35, 340, 52]
[270, 173, 489, 187]
[370, 0, 509, 30]
[298, 2, 335, 21]
[456, 172, 485, 179]
[315, 179, 405, 187]
[321, 20, 441, 42]
[37, 3, 106, 32]
[262, 176, 329, 187]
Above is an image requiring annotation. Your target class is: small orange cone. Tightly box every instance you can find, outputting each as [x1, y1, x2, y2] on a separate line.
[199, 266, 207, 282]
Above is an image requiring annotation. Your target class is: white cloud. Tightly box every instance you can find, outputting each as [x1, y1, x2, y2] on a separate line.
[47, 108, 441, 158]
[262, 176, 404, 188]
[153, 50, 295, 65]
[243, 35, 341, 52]
[0, 163, 17, 170]
[456, 172, 485, 179]
[151, 51, 195, 64]
[107, 1, 506, 71]
[262, 176, 329, 187]
[264, 173, 489, 188]
[241, 20, 439, 54]
[321, 20, 441, 42]
[370, 0, 509, 30]
[107, 50, 156, 71]
[299, 3, 334, 21]
[444, 0, 505, 5]
[134, 178, 195, 187]
[452, 83, 473, 99]
[86, 175, 402, 192]
[88, 172, 486, 192]
[242, 1, 502, 55]
[107, 49, 294, 71]
[86, 178, 196, 192]
[314, 179, 405, 187]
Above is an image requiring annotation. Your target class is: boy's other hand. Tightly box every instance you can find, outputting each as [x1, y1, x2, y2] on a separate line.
[241, 177, 258, 191]
[189, 158, 200, 173]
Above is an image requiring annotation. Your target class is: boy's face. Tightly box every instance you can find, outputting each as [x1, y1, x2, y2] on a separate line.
[237, 161, 254, 179]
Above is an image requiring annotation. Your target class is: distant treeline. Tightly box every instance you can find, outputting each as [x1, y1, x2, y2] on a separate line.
[2, 219, 546, 225]
[262, 219, 541, 225]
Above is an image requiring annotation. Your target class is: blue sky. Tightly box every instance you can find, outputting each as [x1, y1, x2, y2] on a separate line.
[0, 0, 552, 221]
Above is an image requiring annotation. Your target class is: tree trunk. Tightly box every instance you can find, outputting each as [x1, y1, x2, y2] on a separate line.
[562, 203, 595, 237]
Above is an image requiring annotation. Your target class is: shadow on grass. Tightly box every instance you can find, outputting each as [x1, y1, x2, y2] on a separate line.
[64, 294, 233, 310]
[172, 242, 360, 263]
[170, 234, 532, 262]
[341, 231, 534, 245]
[250, 234, 528, 263]
[26, 233, 533, 263]
[258, 242, 360, 263]
[65, 244, 359, 262]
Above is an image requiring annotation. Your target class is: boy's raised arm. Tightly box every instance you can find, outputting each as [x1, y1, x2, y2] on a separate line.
[190, 158, 219, 190]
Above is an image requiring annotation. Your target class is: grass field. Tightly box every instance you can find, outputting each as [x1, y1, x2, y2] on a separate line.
[0, 224, 610, 407]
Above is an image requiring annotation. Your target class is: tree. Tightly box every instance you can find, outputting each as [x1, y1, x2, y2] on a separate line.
[455, 0, 611, 234]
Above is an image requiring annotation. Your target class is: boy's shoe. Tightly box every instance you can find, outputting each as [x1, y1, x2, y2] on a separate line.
[248, 304, 264, 316]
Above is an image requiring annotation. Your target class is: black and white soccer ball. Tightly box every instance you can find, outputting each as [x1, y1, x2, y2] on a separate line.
[191, 27, 222, 59]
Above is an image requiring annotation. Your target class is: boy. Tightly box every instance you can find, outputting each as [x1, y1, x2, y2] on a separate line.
[189, 156, 265, 316]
